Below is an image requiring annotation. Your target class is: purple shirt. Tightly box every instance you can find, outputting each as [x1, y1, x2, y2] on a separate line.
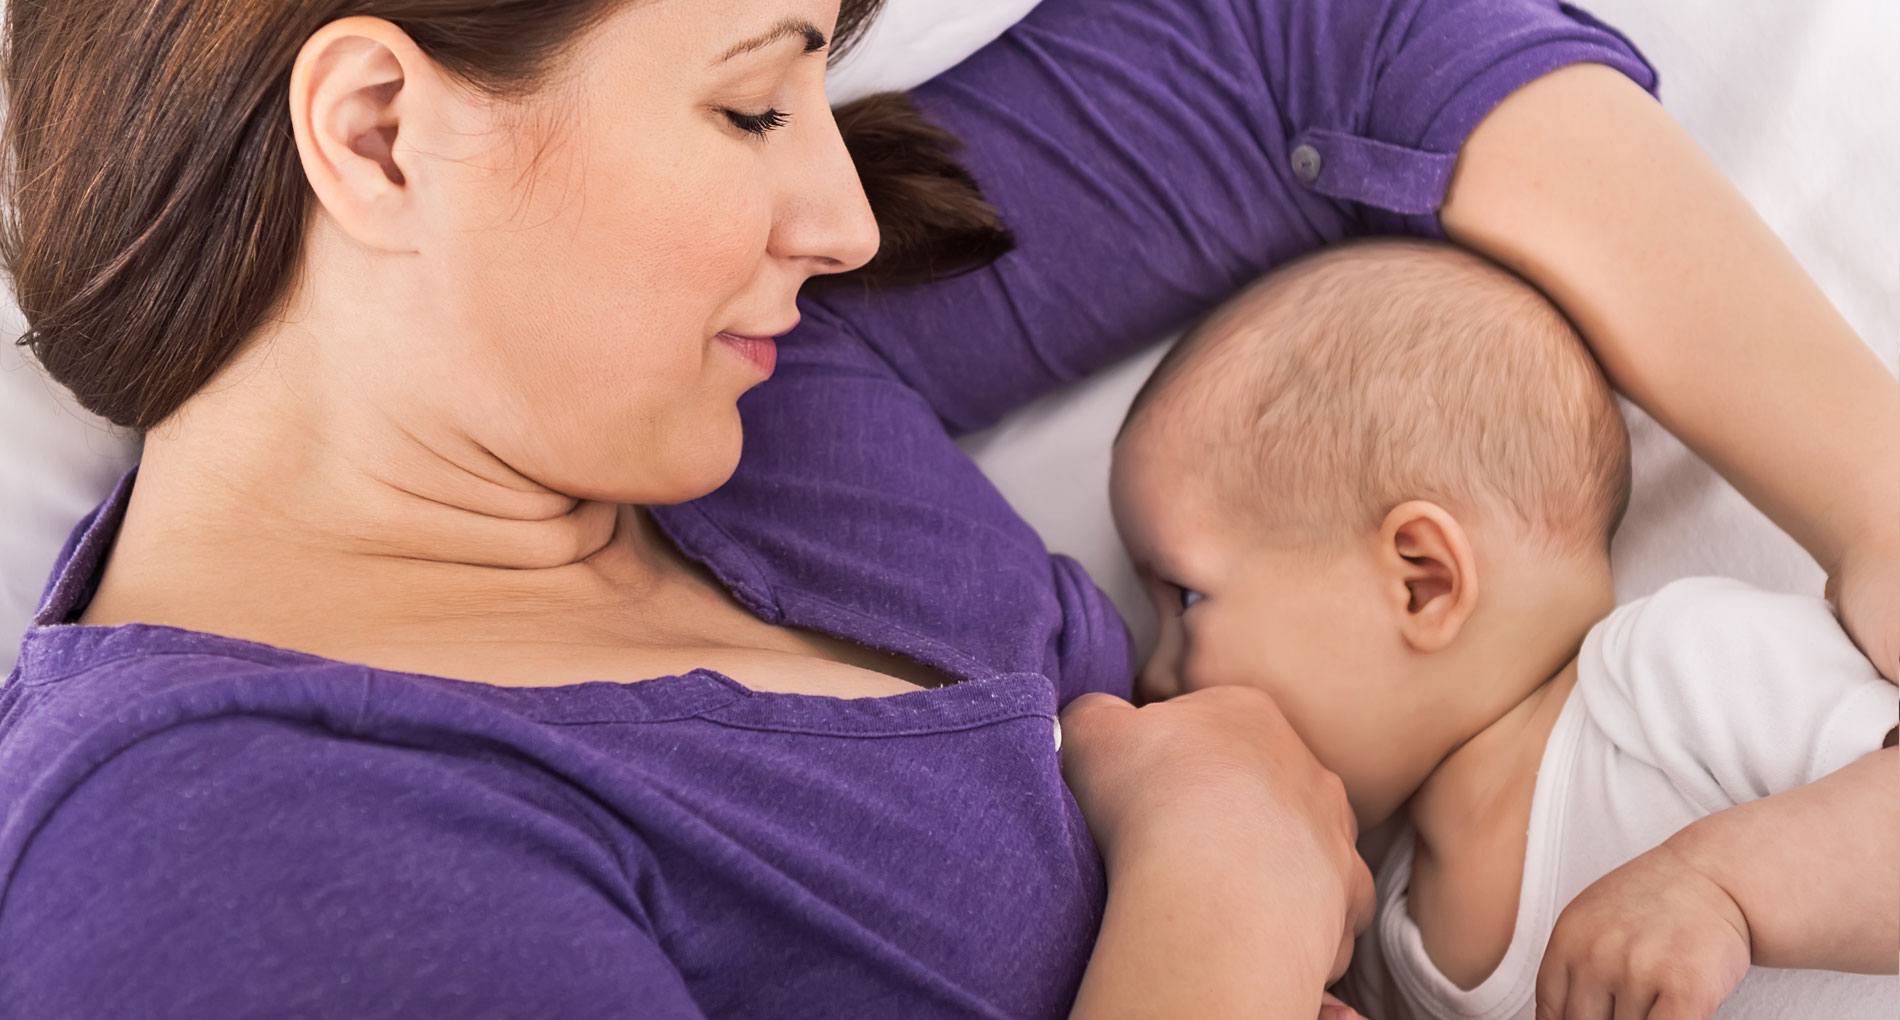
[0, 0, 1652, 1015]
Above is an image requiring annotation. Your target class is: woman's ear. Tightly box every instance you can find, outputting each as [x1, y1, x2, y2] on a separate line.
[1376, 500, 1479, 653]
[288, 17, 431, 251]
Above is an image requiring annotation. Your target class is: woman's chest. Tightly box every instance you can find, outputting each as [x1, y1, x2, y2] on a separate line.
[559, 709, 1100, 1019]
[377, 627, 954, 698]
[338, 554, 966, 696]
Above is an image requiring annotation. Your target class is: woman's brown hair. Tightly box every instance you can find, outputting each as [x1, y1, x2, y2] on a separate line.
[2, 0, 1012, 431]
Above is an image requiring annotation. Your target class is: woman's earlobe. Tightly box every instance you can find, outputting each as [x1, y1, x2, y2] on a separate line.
[1381, 501, 1479, 653]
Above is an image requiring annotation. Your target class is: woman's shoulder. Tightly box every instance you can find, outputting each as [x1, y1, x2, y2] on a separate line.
[0, 640, 699, 1018]
[0, 625, 640, 895]
[2, 628, 364, 806]
[4, 623, 518, 784]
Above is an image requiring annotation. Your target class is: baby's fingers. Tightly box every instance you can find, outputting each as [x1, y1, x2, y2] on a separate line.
[1644, 989, 1727, 1020]
[1534, 958, 1617, 1020]
[1533, 959, 1567, 1020]
[1536, 954, 1726, 1020]
[1562, 984, 1614, 1020]
[1610, 990, 1657, 1020]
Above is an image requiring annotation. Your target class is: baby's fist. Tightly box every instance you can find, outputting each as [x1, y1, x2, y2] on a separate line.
[1535, 843, 1750, 1020]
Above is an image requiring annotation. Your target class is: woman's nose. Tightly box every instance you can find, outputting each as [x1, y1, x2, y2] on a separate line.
[774, 108, 880, 276]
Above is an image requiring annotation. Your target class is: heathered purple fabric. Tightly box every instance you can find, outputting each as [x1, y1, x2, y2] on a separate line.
[0, 0, 1651, 1015]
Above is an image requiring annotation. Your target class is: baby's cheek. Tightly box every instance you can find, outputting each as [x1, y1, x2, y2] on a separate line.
[1179, 633, 1253, 694]
[1191, 632, 1306, 708]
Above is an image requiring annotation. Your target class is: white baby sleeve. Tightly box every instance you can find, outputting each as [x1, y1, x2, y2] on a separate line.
[1577, 577, 1898, 813]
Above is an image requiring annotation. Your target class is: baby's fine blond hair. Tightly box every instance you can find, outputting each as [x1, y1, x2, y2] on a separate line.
[1125, 239, 1631, 554]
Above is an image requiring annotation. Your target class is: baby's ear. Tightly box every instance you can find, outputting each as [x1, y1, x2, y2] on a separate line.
[1376, 501, 1479, 653]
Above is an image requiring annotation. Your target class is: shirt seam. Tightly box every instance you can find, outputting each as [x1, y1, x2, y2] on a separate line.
[651, 501, 780, 614]
[692, 706, 1057, 741]
[16, 640, 322, 687]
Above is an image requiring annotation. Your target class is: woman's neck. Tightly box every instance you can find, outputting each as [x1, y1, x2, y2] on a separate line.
[87, 411, 956, 696]
[147, 354, 622, 564]
[81, 345, 678, 648]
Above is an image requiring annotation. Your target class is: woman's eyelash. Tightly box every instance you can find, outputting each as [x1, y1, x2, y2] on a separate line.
[723, 108, 791, 137]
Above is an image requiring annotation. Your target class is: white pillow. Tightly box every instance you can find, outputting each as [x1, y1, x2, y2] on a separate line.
[0, 0, 1046, 673]
[826, 0, 1045, 105]
[0, 303, 139, 663]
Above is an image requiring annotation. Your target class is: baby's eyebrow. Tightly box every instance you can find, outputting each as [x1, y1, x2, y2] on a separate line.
[713, 18, 828, 66]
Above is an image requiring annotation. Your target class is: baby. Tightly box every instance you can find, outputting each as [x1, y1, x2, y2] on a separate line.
[1109, 239, 1898, 1020]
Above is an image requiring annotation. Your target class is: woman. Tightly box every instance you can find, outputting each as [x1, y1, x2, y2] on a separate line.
[0, 0, 1891, 1018]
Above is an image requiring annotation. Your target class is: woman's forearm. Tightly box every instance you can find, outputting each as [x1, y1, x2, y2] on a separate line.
[1072, 831, 1341, 1020]
[1670, 746, 1899, 973]
[1440, 63, 1899, 575]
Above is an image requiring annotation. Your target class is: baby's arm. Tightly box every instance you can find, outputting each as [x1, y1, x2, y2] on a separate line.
[1441, 64, 1900, 681]
[1671, 740, 1898, 973]
[1537, 744, 1897, 1018]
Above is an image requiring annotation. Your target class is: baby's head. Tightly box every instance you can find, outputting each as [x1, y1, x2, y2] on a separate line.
[1111, 239, 1630, 828]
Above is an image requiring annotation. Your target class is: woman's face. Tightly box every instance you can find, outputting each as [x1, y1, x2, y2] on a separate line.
[408, 0, 877, 505]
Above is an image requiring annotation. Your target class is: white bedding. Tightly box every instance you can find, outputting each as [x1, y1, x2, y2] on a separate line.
[2, 0, 1894, 672]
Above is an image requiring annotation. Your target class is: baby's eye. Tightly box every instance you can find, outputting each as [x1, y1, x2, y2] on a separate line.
[1178, 586, 1204, 613]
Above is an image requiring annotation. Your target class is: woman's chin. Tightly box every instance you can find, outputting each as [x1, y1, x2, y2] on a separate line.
[551, 431, 745, 507]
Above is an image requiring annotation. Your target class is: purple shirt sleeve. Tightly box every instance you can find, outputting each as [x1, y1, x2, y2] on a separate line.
[0, 716, 703, 1019]
[805, 0, 1655, 433]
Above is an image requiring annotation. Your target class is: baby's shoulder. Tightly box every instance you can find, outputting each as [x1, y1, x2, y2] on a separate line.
[1576, 576, 1894, 806]
[1583, 577, 1860, 699]
[1596, 574, 1831, 640]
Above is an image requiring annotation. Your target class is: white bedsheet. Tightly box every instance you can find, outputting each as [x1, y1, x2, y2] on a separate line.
[2, 0, 1893, 672]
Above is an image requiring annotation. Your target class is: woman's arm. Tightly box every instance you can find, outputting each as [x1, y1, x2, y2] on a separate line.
[811, 0, 1659, 437]
[1440, 63, 1900, 679]
[1076, 826, 1346, 1019]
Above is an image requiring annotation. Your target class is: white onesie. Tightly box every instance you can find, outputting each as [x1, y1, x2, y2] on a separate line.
[1340, 577, 1898, 1020]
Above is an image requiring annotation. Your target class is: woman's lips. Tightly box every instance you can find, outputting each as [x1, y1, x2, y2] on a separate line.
[716, 332, 778, 378]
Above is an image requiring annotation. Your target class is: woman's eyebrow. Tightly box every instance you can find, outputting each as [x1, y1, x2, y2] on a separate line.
[714, 18, 828, 65]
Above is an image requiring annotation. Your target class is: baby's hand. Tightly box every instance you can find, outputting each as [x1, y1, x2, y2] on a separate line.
[1534, 843, 1750, 1020]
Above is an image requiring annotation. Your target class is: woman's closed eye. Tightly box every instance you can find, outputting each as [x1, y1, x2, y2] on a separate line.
[723, 107, 791, 137]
